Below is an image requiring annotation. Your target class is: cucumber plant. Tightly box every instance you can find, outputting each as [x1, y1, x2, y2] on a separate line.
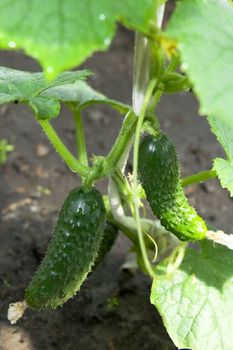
[1, 0, 233, 349]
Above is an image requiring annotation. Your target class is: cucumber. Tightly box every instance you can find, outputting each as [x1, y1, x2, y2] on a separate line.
[25, 186, 106, 309]
[138, 134, 207, 241]
[94, 221, 118, 267]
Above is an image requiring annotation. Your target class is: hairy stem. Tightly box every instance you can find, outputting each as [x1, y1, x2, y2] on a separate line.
[72, 108, 88, 166]
[105, 109, 137, 171]
[39, 119, 89, 176]
[149, 53, 180, 112]
[133, 79, 157, 279]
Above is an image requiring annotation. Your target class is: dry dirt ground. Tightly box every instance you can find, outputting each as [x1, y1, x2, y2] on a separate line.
[0, 24, 232, 350]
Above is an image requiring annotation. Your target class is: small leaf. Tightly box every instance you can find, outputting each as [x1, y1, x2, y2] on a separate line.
[0, 67, 90, 119]
[151, 240, 233, 350]
[213, 158, 233, 196]
[166, 0, 233, 129]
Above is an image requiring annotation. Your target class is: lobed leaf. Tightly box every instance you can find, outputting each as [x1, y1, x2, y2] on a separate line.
[0, 67, 129, 118]
[0, 67, 90, 119]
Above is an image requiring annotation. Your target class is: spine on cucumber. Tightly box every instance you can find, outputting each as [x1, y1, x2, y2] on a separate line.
[138, 134, 207, 241]
[94, 221, 118, 267]
[25, 186, 106, 310]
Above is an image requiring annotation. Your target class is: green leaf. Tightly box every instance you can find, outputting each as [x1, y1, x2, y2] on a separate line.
[151, 240, 233, 350]
[207, 115, 233, 196]
[208, 115, 233, 160]
[166, 0, 233, 128]
[46, 81, 130, 114]
[0, 0, 157, 77]
[0, 67, 90, 119]
[213, 158, 233, 196]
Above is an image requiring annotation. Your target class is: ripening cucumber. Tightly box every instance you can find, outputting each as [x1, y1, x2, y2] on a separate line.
[138, 134, 207, 241]
[25, 186, 106, 309]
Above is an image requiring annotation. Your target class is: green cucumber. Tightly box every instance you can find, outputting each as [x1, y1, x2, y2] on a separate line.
[25, 186, 106, 309]
[138, 134, 207, 241]
[94, 221, 118, 267]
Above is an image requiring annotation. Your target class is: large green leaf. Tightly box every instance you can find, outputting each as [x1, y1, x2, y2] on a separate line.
[0, 0, 157, 77]
[151, 240, 233, 350]
[166, 0, 233, 128]
[46, 80, 130, 114]
[0, 67, 90, 119]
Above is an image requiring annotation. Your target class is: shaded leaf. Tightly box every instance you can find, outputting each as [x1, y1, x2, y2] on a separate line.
[151, 240, 233, 349]
[46, 81, 130, 114]
[0, 67, 90, 119]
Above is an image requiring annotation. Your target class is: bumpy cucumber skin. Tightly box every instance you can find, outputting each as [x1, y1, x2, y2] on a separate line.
[25, 187, 106, 310]
[138, 134, 207, 241]
[94, 222, 118, 267]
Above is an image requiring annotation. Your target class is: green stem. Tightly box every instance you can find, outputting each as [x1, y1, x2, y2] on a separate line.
[104, 109, 137, 172]
[72, 108, 88, 166]
[149, 89, 163, 112]
[181, 169, 217, 187]
[133, 79, 157, 279]
[106, 210, 138, 245]
[112, 169, 130, 197]
[111, 169, 135, 214]
[39, 119, 89, 177]
[149, 53, 180, 112]
[166, 53, 180, 73]
[84, 109, 137, 186]
[106, 210, 165, 248]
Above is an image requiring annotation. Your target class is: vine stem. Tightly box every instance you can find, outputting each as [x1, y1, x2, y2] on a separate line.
[107, 178, 168, 245]
[38, 119, 89, 176]
[72, 107, 88, 166]
[149, 53, 180, 112]
[109, 4, 165, 278]
[181, 169, 217, 187]
[82, 110, 137, 186]
[104, 109, 137, 170]
[132, 79, 157, 279]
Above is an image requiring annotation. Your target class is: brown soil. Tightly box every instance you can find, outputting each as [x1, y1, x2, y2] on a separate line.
[0, 24, 232, 350]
